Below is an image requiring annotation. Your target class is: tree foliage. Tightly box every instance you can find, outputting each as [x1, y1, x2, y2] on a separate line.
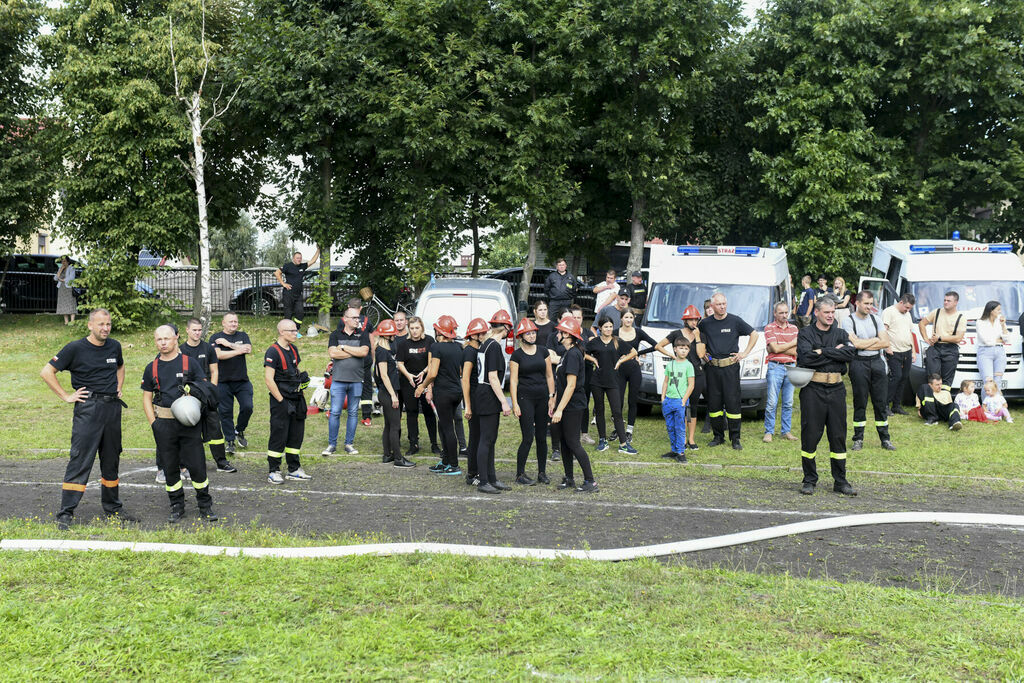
[210, 212, 258, 269]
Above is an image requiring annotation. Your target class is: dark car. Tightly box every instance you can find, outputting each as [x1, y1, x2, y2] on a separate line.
[229, 268, 358, 315]
[0, 254, 68, 313]
[485, 266, 594, 312]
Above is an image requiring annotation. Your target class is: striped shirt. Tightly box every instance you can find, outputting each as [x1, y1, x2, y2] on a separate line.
[764, 320, 798, 364]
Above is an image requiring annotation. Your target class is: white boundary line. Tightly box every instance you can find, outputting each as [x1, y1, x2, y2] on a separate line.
[3, 512, 1024, 560]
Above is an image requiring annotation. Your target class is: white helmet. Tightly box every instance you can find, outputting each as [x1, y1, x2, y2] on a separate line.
[170, 394, 203, 426]
[786, 366, 815, 389]
[311, 386, 329, 410]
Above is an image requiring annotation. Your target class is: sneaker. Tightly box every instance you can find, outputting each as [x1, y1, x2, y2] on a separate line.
[673, 453, 688, 463]
[580, 433, 596, 445]
[225, 441, 236, 455]
[880, 440, 896, 451]
[429, 460, 447, 473]
[442, 465, 463, 476]
[267, 471, 284, 485]
[590, 416, 596, 425]
[179, 468, 190, 481]
[800, 482, 815, 495]
[618, 442, 637, 455]
[493, 480, 510, 491]
[155, 469, 166, 485]
[550, 449, 561, 462]
[56, 514, 72, 531]
[344, 444, 359, 455]
[833, 482, 857, 496]
[782, 432, 798, 441]
[321, 445, 337, 456]
[661, 451, 676, 459]
[556, 477, 575, 490]
[361, 418, 372, 427]
[731, 441, 743, 451]
[168, 507, 186, 524]
[609, 429, 618, 442]
[478, 482, 501, 494]
[515, 474, 536, 486]
[235, 431, 248, 448]
[430, 443, 442, 455]
[763, 433, 773, 443]
[286, 468, 312, 480]
[950, 421, 963, 431]
[851, 440, 863, 451]
[924, 418, 938, 426]
[536, 472, 550, 485]
[575, 480, 599, 493]
[465, 474, 480, 486]
[393, 457, 416, 468]
[407, 442, 420, 455]
[708, 438, 725, 447]
[382, 455, 395, 464]
[217, 461, 238, 473]
[687, 442, 699, 452]
[1007, 417, 1015, 424]
[459, 447, 471, 457]
[596, 438, 609, 452]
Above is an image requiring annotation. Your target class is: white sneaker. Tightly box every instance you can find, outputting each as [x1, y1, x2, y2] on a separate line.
[155, 469, 166, 485]
[580, 433, 596, 446]
[321, 445, 337, 456]
[344, 444, 359, 455]
[285, 468, 312, 481]
[267, 471, 284, 485]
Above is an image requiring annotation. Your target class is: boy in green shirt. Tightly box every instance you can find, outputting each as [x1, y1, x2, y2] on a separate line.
[661, 338, 695, 462]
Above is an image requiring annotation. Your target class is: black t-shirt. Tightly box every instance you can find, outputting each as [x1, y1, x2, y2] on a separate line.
[374, 345, 399, 393]
[555, 345, 587, 412]
[617, 326, 656, 369]
[49, 337, 124, 395]
[141, 353, 207, 407]
[534, 320, 555, 347]
[625, 282, 648, 309]
[180, 340, 218, 378]
[471, 339, 506, 415]
[396, 335, 434, 381]
[280, 261, 307, 290]
[511, 346, 549, 401]
[666, 328, 704, 375]
[264, 342, 302, 390]
[431, 340, 464, 397]
[208, 331, 252, 382]
[586, 336, 629, 388]
[697, 314, 754, 358]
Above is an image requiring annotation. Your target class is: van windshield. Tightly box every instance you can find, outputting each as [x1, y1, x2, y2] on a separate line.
[646, 283, 773, 329]
[909, 281, 1024, 322]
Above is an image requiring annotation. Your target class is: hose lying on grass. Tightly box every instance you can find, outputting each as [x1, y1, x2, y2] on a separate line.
[3, 512, 1024, 561]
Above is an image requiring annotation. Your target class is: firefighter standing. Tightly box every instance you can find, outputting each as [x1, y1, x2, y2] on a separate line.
[697, 293, 758, 450]
[624, 271, 648, 318]
[141, 324, 217, 523]
[41, 308, 134, 530]
[796, 299, 859, 496]
[842, 291, 896, 451]
[181, 317, 237, 473]
[274, 247, 319, 329]
[543, 258, 576, 318]
[918, 291, 964, 391]
[264, 319, 312, 484]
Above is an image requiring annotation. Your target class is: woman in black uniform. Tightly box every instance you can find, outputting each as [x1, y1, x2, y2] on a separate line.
[374, 319, 415, 468]
[417, 314, 463, 475]
[552, 317, 597, 492]
[461, 317, 489, 486]
[655, 304, 706, 451]
[616, 309, 657, 446]
[472, 310, 513, 494]
[396, 316, 439, 455]
[510, 318, 555, 485]
[532, 301, 555, 347]
[586, 316, 632, 454]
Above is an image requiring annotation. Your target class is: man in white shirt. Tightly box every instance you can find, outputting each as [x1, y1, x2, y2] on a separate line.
[592, 270, 619, 312]
[882, 293, 916, 415]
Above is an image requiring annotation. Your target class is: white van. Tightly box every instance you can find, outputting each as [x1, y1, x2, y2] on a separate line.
[638, 245, 792, 412]
[859, 237, 1024, 399]
[414, 277, 519, 377]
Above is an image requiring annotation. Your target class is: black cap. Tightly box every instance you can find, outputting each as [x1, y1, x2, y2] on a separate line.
[631, 270, 642, 278]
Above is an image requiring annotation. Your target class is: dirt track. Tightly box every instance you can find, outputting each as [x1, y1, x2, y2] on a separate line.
[3, 454, 1023, 596]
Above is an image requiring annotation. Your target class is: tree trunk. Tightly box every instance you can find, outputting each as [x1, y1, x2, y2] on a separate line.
[189, 92, 213, 336]
[318, 145, 333, 330]
[519, 211, 538, 311]
[627, 194, 646, 276]
[470, 194, 480, 277]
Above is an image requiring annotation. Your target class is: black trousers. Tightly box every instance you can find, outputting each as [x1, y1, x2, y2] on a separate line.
[434, 392, 462, 467]
[361, 357, 374, 418]
[400, 382, 438, 447]
[381, 398, 402, 460]
[919, 388, 962, 427]
[60, 397, 123, 518]
[466, 412, 480, 478]
[268, 394, 305, 473]
[475, 412, 500, 485]
[282, 288, 304, 323]
[153, 417, 212, 511]
[691, 373, 706, 422]
[799, 381, 850, 487]
[925, 343, 959, 390]
[592, 384, 626, 441]
[549, 298, 571, 319]
[886, 350, 912, 408]
[559, 409, 594, 482]
[706, 363, 742, 443]
[582, 365, 593, 434]
[849, 356, 890, 442]
[617, 361, 642, 427]
[517, 396, 549, 475]
[216, 380, 253, 442]
[200, 408, 228, 468]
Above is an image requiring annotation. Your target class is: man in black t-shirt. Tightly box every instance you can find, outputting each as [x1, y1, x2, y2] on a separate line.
[182, 318, 236, 473]
[209, 313, 254, 453]
[697, 293, 759, 450]
[264, 319, 312, 484]
[625, 271, 648, 317]
[275, 247, 320, 328]
[41, 308, 133, 531]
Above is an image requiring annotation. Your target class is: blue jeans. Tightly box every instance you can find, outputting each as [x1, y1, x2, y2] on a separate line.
[328, 381, 362, 446]
[763, 362, 794, 435]
[662, 397, 688, 454]
[976, 345, 1006, 382]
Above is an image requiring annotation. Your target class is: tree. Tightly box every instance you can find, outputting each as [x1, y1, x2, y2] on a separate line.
[258, 225, 292, 268]
[210, 212, 257, 268]
[481, 230, 529, 270]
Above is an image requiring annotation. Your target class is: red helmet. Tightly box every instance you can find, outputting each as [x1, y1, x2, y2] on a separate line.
[681, 305, 701, 320]
[375, 319, 397, 336]
[465, 317, 489, 337]
[433, 315, 458, 339]
[554, 317, 583, 341]
[489, 309, 513, 327]
[514, 318, 539, 338]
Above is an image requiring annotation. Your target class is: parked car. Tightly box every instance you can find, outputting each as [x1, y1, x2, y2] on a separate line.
[228, 268, 358, 315]
[0, 254, 157, 313]
[484, 266, 594, 312]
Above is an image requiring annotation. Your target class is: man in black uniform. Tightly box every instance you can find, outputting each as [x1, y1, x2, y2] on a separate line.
[543, 258, 576, 318]
[41, 308, 133, 530]
[918, 291, 964, 391]
[796, 298, 859, 496]
[142, 324, 217, 523]
[625, 271, 647, 318]
[842, 291, 896, 452]
[698, 293, 759, 450]
[181, 318, 237, 473]
[210, 313, 253, 454]
[264, 319, 312, 484]
[274, 247, 320, 329]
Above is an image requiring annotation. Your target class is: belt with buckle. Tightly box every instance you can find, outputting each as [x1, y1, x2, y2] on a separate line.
[154, 405, 175, 419]
[709, 357, 737, 368]
[811, 372, 842, 384]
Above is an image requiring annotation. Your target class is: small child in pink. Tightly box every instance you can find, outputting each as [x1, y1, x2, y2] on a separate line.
[982, 381, 1013, 422]
[955, 379, 979, 416]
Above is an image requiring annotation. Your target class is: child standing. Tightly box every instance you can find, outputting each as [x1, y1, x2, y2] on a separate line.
[661, 338, 695, 463]
[983, 380, 1013, 422]
[954, 380, 980, 417]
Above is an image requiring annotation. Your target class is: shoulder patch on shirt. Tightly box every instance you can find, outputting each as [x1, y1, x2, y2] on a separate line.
[106, 358, 117, 363]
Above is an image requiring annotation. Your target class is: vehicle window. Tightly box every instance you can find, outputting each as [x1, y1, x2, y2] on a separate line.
[646, 283, 773, 329]
[910, 281, 1024, 322]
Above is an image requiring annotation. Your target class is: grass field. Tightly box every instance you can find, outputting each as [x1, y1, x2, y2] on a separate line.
[2, 313, 1024, 679]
